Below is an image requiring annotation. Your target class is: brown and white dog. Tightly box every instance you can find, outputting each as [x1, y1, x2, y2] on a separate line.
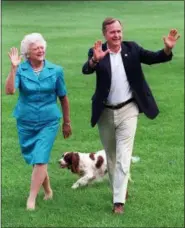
[59, 149, 140, 189]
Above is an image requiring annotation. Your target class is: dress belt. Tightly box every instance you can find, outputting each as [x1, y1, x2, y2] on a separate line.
[104, 98, 135, 110]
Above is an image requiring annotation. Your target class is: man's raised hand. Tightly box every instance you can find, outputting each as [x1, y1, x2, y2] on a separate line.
[93, 40, 110, 62]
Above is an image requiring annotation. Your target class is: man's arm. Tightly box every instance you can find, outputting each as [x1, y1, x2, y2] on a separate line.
[82, 48, 97, 75]
[135, 43, 173, 65]
[135, 28, 180, 65]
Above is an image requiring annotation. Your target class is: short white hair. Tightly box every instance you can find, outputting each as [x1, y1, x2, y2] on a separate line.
[20, 33, 47, 60]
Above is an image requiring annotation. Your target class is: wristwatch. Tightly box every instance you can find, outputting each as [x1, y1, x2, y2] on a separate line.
[91, 57, 99, 64]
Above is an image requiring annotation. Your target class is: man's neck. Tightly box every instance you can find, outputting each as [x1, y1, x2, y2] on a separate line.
[107, 44, 121, 53]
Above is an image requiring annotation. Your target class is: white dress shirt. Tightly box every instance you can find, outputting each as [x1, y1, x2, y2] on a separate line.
[106, 48, 132, 105]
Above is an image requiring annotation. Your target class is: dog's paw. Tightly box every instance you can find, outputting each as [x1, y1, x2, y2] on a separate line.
[71, 183, 79, 189]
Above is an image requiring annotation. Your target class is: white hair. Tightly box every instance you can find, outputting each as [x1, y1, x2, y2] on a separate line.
[20, 33, 47, 60]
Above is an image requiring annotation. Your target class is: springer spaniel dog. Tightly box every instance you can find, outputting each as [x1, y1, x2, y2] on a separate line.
[59, 149, 140, 189]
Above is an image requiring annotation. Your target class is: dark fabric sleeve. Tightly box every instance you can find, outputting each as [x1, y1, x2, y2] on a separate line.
[134, 42, 173, 65]
[82, 48, 96, 74]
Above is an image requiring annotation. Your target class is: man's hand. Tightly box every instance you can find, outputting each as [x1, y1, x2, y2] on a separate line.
[163, 29, 180, 49]
[62, 122, 72, 139]
[92, 40, 110, 62]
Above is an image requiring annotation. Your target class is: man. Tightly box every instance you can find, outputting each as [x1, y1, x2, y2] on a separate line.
[82, 17, 180, 214]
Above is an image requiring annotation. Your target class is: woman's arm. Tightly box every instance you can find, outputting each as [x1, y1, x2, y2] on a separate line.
[5, 47, 22, 94]
[58, 95, 72, 139]
[5, 65, 18, 94]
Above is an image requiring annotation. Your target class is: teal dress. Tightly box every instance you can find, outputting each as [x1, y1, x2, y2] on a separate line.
[13, 60, 67, 165]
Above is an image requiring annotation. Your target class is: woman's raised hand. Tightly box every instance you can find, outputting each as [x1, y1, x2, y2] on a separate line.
[8, 47, 22, 67]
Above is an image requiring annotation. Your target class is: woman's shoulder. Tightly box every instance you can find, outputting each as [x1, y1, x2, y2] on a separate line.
[45, 60, 64, 78]
[18, 60, 29, 69]
[45, 60, 63, 71]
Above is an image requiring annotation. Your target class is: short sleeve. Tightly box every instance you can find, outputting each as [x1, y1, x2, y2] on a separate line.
[56, 67, 67, 97]
[15, 66, 21, 89]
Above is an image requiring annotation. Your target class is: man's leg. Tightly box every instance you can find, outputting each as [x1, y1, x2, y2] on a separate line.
[113, 102, 139, 204]
[98, 108, 116, 189]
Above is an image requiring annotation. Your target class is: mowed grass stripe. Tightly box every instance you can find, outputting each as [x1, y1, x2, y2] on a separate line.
[2, 1, 184, 227]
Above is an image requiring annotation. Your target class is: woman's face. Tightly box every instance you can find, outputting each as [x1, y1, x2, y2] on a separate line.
[28, 41, 45, 62]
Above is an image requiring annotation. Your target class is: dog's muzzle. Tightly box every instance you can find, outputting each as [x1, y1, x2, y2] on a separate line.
[58, 160, 68, 168]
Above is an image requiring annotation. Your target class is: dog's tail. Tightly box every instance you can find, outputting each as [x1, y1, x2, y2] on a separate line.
[128, 173, 134, 183]
[131, 156, 140, 163]
[129, 156, 140, 183]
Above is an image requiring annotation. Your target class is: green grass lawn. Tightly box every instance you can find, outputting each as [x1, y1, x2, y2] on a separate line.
[2, 1, 184, 227]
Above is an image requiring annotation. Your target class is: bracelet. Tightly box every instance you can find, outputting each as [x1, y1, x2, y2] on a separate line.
[91, 57, 99, 64]
[63, 122, 71, 126]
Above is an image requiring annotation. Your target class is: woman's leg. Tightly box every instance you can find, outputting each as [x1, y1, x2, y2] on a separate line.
[42, 167, 53, 200]
[26, 164, 47, 210]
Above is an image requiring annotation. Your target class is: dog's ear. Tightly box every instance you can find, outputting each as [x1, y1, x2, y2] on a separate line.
[95, 155, 104, 168]
[63, 152, 72, 163]
[71, 153, 80, 174]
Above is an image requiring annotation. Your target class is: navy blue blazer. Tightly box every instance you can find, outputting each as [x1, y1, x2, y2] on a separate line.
[82, 41, 173, 127]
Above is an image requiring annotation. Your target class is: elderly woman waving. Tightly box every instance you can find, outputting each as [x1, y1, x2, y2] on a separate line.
[5, 33, 72, 210]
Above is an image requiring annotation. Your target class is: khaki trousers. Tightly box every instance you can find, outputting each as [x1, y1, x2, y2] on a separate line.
[98, 101, 139, 204]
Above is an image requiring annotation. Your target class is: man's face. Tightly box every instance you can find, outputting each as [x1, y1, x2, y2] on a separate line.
[103, 21, 122, 47]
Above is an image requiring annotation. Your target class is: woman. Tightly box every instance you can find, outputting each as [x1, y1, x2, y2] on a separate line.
[5, 33, 72, 210]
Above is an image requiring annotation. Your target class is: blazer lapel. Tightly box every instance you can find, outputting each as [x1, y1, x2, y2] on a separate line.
[38, 60, 55, 80]
[100, 42, 111, 80]
[21, 61, 38, 82]
[121, 42, 134, 84]
[21, 60, 55, 81]
[121, 42, 130, 74]
[38, 68, 52, 80]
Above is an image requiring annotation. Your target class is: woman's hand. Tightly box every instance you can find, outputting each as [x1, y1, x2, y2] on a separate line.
[62, 122, 72, 139]
[8, 47, 22, 67]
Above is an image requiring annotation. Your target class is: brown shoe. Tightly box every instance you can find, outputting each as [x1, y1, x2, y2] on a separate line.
[126, 190, 129, 200]
[112, 203, 124, 214]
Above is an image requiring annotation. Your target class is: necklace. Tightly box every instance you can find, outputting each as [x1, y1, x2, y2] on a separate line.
[33, 67, 42, 72]
[33, 67, 43, 76]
